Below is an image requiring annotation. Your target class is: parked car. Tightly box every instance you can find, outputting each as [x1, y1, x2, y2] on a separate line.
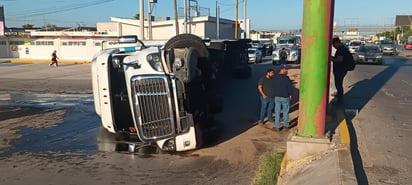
[379, 40, 398, 55]
[404, 41, 412, 50]
[348, 40, 362, 54]
[354, 45, 383, 65]
[272, 45, 300, 64]
[248, 47, 263, 64]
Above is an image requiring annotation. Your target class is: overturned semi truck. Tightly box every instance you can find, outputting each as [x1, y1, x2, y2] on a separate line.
[92, 34, 250, 152]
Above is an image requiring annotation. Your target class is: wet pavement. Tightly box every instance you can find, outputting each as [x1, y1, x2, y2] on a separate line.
[0, 93, 100, 157]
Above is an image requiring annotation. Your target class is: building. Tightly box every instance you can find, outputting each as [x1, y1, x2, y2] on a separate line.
[395, 15, 412, 28]
[0, 15, 242, 61]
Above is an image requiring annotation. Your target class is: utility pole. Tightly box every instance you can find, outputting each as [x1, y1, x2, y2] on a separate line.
[243, 0, 247, 39]
[216, 1, 220, 39]
[298, 0, 335, 137]
[235, 0, 238, 39]
[184, 0, 188, 33]
[173, 0, 179, 35]
[148, 0, 152, 40]
[139, 0, 144, 40]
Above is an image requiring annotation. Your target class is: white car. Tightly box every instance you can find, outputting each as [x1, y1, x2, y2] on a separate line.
[348, 40, 362, 54]
[248, 47, 263, 64]
[272, 45, 300, 64]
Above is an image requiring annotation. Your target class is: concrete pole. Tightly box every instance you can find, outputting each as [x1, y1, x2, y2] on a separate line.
[139, 0, 144, 40]
[188, 0, 191, 34]
[243, 0, 247, 39]
[184, 0, 187, 34]
[216, 4, 220, 39]
[173, 0, 179, 35]
[297, 0, 335, 137]
[235, 0, 238, 39]
[148, 0, 152, 40]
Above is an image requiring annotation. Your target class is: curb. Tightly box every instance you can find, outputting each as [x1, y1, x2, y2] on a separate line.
[7, 59, 91, 65]
[277, 107, 355, 185]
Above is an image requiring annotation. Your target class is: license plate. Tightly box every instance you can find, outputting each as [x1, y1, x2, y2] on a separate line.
[367, 59, 373, 62]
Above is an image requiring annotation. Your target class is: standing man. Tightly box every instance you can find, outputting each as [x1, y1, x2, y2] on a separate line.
[279, 48, 288, 65]
[331, 37, 350, 104]
[273, 65, 293, 131]
[258, 68, 276, 124]
[50, 50, 59, 67]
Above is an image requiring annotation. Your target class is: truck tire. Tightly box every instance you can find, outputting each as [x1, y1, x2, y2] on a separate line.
[164, 34, 209, 58]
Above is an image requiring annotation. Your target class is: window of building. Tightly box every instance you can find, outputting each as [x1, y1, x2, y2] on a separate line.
[63, 40, 86, 46]
[9, 41, 25, 45]
[33, 41, 53, 46]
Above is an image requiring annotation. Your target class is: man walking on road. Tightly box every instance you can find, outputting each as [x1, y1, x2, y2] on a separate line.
[272, 65, 293, 131]
[50, 50, 59, 67]
[258, 68, 275, 124]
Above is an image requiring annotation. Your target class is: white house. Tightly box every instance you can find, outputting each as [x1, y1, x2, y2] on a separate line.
[0, 16, 243, 61]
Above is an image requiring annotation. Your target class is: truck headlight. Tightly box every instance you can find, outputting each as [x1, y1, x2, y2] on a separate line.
[147, 53, 163, 72]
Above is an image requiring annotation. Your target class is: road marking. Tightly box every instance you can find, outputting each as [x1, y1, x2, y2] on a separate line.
[337, 110, 350, 144]
[401, 79, 412, 86]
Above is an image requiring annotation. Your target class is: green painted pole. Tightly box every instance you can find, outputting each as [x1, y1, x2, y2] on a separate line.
[297, 0, 335, 137]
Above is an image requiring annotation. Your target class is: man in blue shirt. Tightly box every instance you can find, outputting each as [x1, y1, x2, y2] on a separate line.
[272, 65, 293, 131]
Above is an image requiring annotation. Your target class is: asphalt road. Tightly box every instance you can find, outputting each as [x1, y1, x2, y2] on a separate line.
[344, 54, 412, 184]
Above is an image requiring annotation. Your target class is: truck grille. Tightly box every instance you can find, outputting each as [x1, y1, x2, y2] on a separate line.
[131, 75, 175, 141]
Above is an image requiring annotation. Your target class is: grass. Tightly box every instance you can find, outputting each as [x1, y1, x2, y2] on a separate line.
[251, 152, 284, 185]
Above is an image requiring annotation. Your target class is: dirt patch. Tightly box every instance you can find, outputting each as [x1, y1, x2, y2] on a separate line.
[192, 125, 290, 165]
[191, 67, 301, 166]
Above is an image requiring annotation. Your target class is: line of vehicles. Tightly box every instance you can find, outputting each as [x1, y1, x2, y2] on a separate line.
[349, 38, 412, 65]
[247, 36, 301, 65]
[247, 35, 412, 66]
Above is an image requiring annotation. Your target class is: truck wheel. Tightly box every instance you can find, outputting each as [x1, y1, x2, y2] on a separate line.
[164, 34, 209, 58]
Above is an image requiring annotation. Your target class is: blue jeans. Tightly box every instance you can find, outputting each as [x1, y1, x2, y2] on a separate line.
[275, 97, 290, 128]
[260, 97, 275, 123]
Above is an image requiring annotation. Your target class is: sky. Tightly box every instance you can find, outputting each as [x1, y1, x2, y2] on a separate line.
[1, 0, 411, 31]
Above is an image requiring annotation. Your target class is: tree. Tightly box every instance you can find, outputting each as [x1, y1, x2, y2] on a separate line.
[134, 13, 140, 20]
[22, 24, 34, 28]
[399, 26, 412, 41]
[376, 31, 393, 39]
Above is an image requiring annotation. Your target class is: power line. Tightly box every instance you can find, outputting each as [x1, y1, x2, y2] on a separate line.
[9, 0, 116, 18]
[217, 0, 244, 7]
